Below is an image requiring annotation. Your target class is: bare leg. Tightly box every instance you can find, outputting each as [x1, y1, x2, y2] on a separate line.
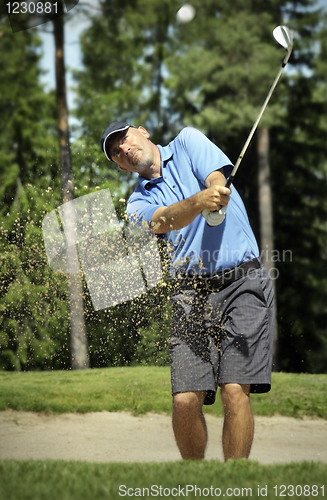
[220, 383, 254, 460]
[172, 391, 207, 460]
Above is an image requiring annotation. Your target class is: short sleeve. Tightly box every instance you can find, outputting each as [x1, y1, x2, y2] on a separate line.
[177, 128, 234, 183]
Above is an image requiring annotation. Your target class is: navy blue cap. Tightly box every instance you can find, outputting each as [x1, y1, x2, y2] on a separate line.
[100, 121, 134, 161]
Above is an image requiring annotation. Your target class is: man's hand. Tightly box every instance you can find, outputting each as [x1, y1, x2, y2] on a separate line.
[201, 168, 231, 226]
[150, 168, 231, 234]
[197, 183, 231, 212]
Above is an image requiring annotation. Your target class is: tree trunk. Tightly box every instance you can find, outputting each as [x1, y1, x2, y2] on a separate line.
[53, 16, 89, 370]
[257, 126, 279, 371]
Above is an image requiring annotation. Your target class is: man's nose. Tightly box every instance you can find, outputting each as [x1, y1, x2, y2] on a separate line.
[120, 143, 130, 155]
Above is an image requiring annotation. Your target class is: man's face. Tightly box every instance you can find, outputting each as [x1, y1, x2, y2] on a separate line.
[109, 126, 154, 174]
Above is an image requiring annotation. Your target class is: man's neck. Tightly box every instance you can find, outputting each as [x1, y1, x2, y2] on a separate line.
[141, 144, 162, 180]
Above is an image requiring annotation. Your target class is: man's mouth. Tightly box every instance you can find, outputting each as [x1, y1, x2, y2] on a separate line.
[130, 150, 139, 162]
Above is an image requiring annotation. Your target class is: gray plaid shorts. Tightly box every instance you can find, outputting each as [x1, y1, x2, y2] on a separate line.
[169, 263, 275, 405]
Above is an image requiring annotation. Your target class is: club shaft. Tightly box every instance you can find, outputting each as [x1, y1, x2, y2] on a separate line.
[207, 29, 292, 225]
[226, 56, 289, 189]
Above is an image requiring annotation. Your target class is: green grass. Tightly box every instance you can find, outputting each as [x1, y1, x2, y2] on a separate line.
[0, 459, 326, 500]
[0, 366, 172, 415]
[0, 369, 326, 500]
[0, 367, 326, 418]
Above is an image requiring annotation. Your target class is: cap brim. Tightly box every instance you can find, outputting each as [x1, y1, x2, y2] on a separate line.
[103, 124, 131, 161]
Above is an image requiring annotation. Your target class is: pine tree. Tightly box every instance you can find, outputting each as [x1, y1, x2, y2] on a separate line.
[272, 5, 327, 372]
[53, 15, 89, 369]
[0, 17, 71, 370]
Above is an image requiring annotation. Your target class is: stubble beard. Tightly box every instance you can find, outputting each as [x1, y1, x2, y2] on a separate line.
[131, 149, 153, 172]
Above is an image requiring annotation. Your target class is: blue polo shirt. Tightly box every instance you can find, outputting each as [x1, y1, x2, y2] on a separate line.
[127, 127, 259, 276]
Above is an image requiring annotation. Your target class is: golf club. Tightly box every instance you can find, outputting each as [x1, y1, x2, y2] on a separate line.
[226, 25, 293, 189]
[205, 25, 293, 226]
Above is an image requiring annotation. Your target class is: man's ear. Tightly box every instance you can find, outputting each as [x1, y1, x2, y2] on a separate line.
[137, 126, 150, 139]
[118, 165, 127, 171]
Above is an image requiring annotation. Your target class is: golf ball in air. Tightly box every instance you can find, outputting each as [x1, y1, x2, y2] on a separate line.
[176, 4, 195, 24]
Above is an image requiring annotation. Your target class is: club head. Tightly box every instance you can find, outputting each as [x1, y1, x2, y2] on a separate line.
[273, 25, 293, 65]
[273, 25, 293, 51]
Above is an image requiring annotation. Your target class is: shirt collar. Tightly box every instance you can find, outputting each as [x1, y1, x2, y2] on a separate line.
[158, 143, 174, 164]
[138, 144, 174, 189]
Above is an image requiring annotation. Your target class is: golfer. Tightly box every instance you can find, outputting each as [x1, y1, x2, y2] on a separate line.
[101, 122, 275, 461]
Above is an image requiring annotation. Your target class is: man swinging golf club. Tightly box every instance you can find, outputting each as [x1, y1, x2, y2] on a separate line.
[100, 24, 292, 461]
[101, 122, 274, 461]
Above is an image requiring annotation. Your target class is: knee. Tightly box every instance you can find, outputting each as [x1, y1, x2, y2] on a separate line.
[173, 391, 205, 417]
[220, 384, 250, 413]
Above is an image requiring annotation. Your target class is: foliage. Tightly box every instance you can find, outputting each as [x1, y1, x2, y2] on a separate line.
[82, 272, 172, 369]
[0, 204, 71, 371]
[134, 292, 172, 367]
[0, 21, 70, 370]
[71, 0, 327, 374]
[1, 0, 327, 373]
[271, 12, 327, 372]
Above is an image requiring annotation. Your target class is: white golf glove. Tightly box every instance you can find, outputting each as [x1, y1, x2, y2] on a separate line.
[202, 206, 227, 226]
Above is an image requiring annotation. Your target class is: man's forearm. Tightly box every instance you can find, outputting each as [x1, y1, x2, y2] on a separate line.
[151, 194, 202, 233]
[150, 169, 231, 234]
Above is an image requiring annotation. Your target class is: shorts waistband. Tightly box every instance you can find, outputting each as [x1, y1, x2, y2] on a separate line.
[177, 258, 262, 291]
